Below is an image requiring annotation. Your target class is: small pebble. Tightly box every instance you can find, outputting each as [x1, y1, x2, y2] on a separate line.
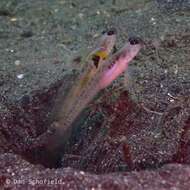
[15, 60, 21, 66]
[96, 10, 100, 15]
[10, 17, 17, 22]
[150, 17, 156, 25]
[21, 31, 33, 38]
[164, 69, 168, 74]
[78, 13, 84, 19]
[17, 74, 24, 79]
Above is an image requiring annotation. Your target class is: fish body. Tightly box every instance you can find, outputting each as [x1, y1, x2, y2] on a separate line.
[55, 31, 116, 132]
[98, 37, 142, 89]
[50, 33, 142, 150]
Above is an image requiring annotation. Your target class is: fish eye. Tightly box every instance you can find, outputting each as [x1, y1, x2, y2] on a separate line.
[128, 37, 141, 45]
[101, 28, 117, 35]
[92, 55, 100, 68]
[107, 29, 116, 35]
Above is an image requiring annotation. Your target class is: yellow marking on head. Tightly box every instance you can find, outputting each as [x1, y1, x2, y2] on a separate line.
[76, 49, 110, 92]
[94, 50, 108, 60]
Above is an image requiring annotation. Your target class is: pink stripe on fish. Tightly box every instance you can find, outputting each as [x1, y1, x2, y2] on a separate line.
[98, 42, 141, 90]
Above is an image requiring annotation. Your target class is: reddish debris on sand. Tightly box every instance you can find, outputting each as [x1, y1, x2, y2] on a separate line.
[173, 117, 190, 163]
[62, 91, 190, 173]
[1, 153, 190, 189]
[0, 77, 189, 189]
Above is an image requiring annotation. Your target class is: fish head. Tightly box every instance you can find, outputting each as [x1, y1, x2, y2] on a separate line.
[98, 36, 142, 89]
[89, 29, 117, 64]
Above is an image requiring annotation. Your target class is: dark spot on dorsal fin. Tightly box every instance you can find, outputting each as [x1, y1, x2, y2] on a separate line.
[113, 45, 117, 54]
[92, 55, 100, 68]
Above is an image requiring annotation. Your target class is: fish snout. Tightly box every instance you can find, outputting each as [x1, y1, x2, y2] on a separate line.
[127, 37, 143, 56]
